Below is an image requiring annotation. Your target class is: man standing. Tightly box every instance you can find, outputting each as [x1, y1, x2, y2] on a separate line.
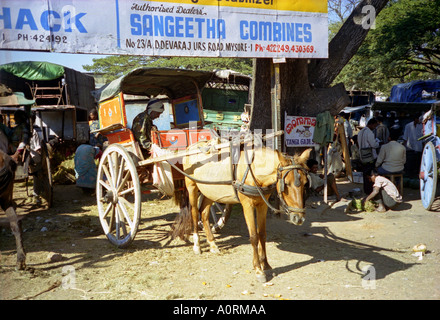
[374, 115, 390, 147]
[358, 118, 379, 194]
[402, 115, 423, 177]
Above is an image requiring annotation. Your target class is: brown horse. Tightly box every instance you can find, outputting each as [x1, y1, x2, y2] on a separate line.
[0, 150, 26, 270]
[173, 140, 311, 282]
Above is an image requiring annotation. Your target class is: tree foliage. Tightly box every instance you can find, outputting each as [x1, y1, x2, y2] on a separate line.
[334, 0, 440, 95]
[83, 55, 252, 83]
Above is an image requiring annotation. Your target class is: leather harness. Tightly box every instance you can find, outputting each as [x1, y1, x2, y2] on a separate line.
[167, 140, 307, 214]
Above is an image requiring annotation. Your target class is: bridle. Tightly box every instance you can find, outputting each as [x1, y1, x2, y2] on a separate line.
[243, 158, 308, 216]
[275, 164, 308, 214]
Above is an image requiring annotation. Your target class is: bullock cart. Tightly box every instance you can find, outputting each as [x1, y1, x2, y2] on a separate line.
[93, 68, 264, 247]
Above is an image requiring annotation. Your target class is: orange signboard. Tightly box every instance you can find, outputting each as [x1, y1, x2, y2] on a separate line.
[99, 93, 127, 129]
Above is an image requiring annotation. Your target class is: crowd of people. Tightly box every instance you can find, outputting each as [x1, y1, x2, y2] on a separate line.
[307, 110, 425, 213]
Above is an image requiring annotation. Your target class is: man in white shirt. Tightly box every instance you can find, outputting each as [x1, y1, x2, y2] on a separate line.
[29, 114, 44, 205]
[357, 118, 379, 194]
[402, 116, 423, 177]
[403, 116, 423, 152]
[375, 131, 406, 174]
[364, 170, 402, 212]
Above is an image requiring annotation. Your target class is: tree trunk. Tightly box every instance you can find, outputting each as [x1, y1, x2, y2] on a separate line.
[250, 0, 390, 133]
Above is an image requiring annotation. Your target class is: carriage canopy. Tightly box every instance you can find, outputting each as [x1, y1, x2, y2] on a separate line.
[93, 67, 215, 103]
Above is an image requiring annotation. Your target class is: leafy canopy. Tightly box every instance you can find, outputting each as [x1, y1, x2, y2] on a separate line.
[83, 56, 252, 82]
[333, 0, 440, 95]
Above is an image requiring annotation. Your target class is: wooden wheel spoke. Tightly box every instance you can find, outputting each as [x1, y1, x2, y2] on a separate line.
[115, 158, 126, 188]
[117, 201, 134, 229]
[107, 154, 118, 185]
[116, 206, 128, 238]
[102, 164, 115, 190]
[99, 180, 112, 191]
[102, 202, 113, 219]
[119, 196, 135, 212]
[119, 186, 135, 196]
[117, 171, 131, 193]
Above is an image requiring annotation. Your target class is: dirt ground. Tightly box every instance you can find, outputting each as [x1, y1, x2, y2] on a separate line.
[1, 177, 439, 300]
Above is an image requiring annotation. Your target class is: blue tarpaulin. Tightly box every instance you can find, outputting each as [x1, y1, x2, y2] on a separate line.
[390, 80, 440, 103]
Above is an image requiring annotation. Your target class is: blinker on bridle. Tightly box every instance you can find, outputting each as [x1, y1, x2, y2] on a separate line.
[276, 164, 307, 214]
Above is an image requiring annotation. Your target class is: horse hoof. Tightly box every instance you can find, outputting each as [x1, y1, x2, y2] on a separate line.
[256, 272, 267, 283]
[16, 261, 26, 271]
[193, 246, 201, 255]
[210, 247, 220, 254]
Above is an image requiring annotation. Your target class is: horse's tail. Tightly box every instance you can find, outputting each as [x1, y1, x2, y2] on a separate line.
[171, 180, 193, 240]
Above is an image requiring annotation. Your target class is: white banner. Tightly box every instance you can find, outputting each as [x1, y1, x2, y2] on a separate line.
[285, 115, 318, 147]
[0, 0, 328, 58]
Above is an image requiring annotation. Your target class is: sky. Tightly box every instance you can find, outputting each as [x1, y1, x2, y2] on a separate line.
[0, 50, 107, 72]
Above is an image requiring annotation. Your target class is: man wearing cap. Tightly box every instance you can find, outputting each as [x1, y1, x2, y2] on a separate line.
[132, 98, 166, 157]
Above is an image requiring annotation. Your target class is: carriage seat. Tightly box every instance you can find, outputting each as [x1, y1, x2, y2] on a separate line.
[383, 172, 404, 196]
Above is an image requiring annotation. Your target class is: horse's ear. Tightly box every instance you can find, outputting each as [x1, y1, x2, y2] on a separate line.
[298, 148, 313, 165]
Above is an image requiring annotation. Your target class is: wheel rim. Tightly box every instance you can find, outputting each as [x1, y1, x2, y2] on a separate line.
[96, 145, 141, 247]
[420, 141, 437, 210]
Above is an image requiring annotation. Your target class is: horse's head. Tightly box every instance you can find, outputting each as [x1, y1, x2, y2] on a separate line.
[276, 148, 312, 225]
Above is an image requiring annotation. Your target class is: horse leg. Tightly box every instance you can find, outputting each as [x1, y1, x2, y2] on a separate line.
[199, 197, 219, 254]
[5, 206, 26, 270]
[256, 202, 271, 271]
[241, 201, 267, 282]
[186, 179, 202, 255]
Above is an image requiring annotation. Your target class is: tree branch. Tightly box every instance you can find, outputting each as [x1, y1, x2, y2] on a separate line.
[309, 0, 390, 87]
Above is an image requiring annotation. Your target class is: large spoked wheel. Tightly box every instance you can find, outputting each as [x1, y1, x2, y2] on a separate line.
[420, 141, 438, 210]
[198, 194, 232, 233]
[96, 144, 141, 248]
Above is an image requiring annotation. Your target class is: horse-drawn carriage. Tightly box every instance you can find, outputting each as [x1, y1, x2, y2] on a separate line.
[92, 68, 234, 248]
[92, 68, 310, 281]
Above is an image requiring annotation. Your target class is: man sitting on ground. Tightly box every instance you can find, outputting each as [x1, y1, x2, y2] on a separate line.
[306, 158, 342, 202]
[363, 170, 402, 212]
